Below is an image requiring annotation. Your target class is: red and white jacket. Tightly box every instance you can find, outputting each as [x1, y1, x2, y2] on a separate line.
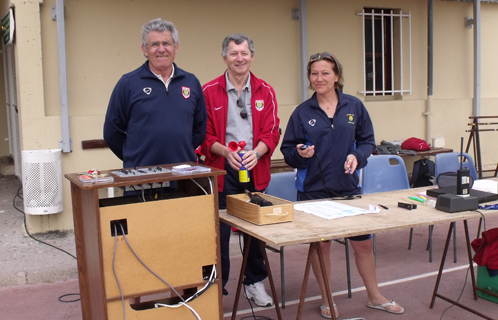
[201, 71, 280, 192]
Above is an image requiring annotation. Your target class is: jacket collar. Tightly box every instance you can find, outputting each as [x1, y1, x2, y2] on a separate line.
[141, 61, 185, 80]
[310, 89, 349, 108]
[219, 70, 261, 92]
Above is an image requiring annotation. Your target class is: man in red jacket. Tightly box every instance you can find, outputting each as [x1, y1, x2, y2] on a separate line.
[202, 33, 280, 306]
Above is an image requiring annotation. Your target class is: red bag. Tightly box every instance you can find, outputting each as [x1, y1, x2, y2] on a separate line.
[401, 137, 431, 151]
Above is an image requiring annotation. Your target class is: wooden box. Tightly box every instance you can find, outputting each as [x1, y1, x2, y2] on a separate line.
[226, 193, 294, 225]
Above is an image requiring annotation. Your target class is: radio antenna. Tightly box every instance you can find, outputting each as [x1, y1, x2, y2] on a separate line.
[459, 137, 464, 170]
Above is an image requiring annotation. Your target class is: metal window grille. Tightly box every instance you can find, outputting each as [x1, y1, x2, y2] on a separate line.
[357, 8, 412, 96]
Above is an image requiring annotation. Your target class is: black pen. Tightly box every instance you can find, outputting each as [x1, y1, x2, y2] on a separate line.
[379, 204, 389, 210]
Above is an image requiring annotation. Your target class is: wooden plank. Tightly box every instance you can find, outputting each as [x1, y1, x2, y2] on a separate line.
[81, 139, 108, 149]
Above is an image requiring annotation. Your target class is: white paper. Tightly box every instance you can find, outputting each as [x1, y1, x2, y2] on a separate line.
[294, 200, 376, 220]
[472, 180, 498, 194]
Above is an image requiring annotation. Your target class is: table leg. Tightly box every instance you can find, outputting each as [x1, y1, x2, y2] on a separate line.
[231, 235, 251, 320]
[430, 221, 495, 320]
[296, 243, 314, 320]
[259, 241, 282, 320]
[296, 242, 336, 320]
[430, 222, 454, 308]
[463, 220, 478, 300]
[231, 235, 282, 320]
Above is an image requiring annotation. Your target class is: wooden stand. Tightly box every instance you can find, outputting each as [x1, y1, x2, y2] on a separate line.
[465, 116, 498, 179]
[65, 163, 226, 320]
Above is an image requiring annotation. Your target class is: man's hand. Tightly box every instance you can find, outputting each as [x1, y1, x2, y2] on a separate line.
[226, 148, 242, 171]
[241, 150, 259, 170]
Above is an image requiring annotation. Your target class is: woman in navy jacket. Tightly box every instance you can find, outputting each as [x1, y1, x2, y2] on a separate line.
[281, 53, 404, 318]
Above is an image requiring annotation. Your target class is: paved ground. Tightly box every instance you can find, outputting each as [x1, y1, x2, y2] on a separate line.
[0, 175, 78, 287]
[1, 173, 497, 319]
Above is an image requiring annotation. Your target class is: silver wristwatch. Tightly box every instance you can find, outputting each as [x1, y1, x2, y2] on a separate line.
[254, 150, 261, 160]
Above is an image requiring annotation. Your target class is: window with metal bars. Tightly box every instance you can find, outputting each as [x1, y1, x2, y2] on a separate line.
[358, 8, 412, 97]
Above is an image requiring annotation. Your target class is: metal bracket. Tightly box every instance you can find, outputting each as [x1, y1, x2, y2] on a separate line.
[291, 8, 300, 20]
[51, 6, 57, 21]
[465, 17, 474, 28]
[59, 138, 73, 153]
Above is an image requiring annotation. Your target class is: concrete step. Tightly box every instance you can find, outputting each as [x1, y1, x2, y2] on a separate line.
[0, 156, 14, 176]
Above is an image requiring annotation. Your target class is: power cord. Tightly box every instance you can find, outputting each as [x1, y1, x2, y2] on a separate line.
[439, 210, 487, 320]
[12, 185, 80, 302]
[113, 222, 216, 320]
[12, 186, 77, 260]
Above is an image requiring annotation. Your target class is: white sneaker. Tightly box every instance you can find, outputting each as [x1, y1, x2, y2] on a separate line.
[244, 281, 274, 307]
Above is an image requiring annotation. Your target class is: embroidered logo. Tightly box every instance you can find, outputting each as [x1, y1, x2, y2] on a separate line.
[347, 114, 355, 124]
[214, 106, 222, 111]
[182, 87, 191, 99]
[309, 119, 316, 126]
[255, 100, 264, 111]
[143, 87, 152, 95]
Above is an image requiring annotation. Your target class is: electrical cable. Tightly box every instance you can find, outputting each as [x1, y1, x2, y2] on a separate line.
[190, 178, 208, 195]
[58, 293, 81, 303]
[12, 186, 77, 259]
[118, 223, 185, 302]
[113, 224, 127, 320]
[154, 266, 217, 320]
[208, 177, 213, 195]
[12, 186, 80, 302]
[439, 210, 487, 320]
[131, 185, 145, 202]
[117, 223, 217, 319]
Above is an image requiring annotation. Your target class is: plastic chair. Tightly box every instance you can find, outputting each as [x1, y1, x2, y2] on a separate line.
[265, 171, 353, 307]
[361, 155, 410, 266]
[361, 155, 410, 194]
[434, 152, 478, 182]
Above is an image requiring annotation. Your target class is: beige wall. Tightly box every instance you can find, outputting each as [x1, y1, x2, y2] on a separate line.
[7, 0, 498, 232]
[13, 0, 301, 232]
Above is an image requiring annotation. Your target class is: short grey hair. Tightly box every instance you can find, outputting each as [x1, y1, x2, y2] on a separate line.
[221, 33, 255, 58]
[141, 18, 179, 48]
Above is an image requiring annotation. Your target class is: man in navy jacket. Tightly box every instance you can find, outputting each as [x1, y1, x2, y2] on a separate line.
[104, 19, 206, 169]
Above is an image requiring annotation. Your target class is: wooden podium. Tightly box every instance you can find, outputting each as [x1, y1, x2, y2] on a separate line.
[65, 163, 226, 320]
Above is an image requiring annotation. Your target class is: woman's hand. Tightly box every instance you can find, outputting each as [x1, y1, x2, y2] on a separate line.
[344, 154, 358, 174]
[297, 144, 315, 158]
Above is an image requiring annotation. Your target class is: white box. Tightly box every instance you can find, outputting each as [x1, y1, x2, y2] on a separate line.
[432, 137, 445, 148]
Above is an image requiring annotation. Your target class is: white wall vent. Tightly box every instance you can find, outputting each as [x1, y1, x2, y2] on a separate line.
[22, 149, 64, 215]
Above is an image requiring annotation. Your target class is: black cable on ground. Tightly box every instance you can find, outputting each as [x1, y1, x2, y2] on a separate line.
[58, 293, 81, 303]
[12, 185, 81, 303]
[13, 186, 77, 260]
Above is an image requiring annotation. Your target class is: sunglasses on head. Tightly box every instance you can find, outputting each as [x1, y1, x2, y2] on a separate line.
[237, 98, 248, 120]
[309, 52, 334, 63]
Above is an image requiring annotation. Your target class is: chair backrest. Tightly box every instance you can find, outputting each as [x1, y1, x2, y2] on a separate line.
[265, 171, 297, 201]
[434, 152, 478, 182]
[361, 155, 410, 194]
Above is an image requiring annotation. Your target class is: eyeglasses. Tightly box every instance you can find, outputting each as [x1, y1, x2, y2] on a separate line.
[309, 52, 334, 63]
[237, 98, 248, 120]
[148, 41, 174, 50]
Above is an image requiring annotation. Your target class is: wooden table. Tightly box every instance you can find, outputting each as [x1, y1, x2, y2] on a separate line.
[220, 186, 498, 320]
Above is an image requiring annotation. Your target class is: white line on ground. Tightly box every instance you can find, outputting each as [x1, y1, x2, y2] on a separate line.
[223, 263, 476, 317]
